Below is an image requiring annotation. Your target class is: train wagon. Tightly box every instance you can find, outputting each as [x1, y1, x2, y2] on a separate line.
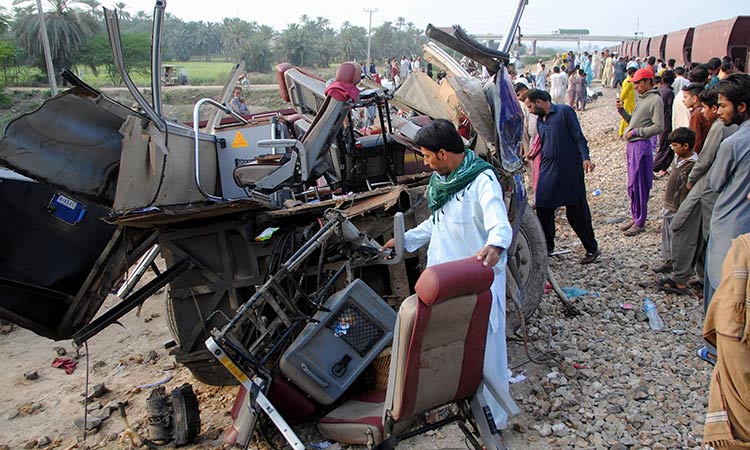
[665, 27, 695, 67]
[691, 16, 750, 72]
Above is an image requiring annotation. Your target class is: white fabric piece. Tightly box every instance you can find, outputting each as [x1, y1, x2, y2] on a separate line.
[672, 90, 691, 130]
[403, 168, 514, 428]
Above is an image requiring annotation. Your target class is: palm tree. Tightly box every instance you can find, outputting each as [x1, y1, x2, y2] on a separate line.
[114, 1, 130, 20]
[339, 22, 366, 62]
[395, 17, 406, 31]
[13, 0, 99, 73]
[221, 17, 250, 62]
[77, 0, 100, 21]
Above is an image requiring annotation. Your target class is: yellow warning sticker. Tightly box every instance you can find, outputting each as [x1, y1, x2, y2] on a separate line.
[231, 131, 248, 148]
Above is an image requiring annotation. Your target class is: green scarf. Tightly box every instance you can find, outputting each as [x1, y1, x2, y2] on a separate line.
[427, 149, 494, 213]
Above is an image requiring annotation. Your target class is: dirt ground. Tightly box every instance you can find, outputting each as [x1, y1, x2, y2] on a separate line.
[0, 84, 711, 450]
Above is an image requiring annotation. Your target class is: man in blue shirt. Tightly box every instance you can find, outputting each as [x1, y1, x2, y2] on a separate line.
[524, 89, 599, 264]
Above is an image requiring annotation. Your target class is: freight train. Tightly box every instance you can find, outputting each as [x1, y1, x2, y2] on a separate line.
[609, 16, 749, 72]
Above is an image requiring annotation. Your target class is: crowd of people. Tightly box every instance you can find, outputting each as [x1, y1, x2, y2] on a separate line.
[231, 45, 749, 446]
[514, 49, 750, 448]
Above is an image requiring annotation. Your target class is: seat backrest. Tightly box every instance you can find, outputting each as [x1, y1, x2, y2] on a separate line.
[297, 62, 362, 182]
[385, 257, 494, 422]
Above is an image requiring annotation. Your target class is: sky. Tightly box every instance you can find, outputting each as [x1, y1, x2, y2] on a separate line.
[5, 0, 750, 39]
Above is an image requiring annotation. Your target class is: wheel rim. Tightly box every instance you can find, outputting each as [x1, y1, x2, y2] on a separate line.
[514, 228, 533, 290]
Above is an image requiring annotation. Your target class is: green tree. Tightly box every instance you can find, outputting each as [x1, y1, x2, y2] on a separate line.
[276, 15, 338, 68]
[79, 31, 150, 84]
[240, 24, 273, 72]
[276, 23, 308, 66]
[221, 17, 250, 63]
[12, 0, 99, 74]
[338, 22, 366, 62]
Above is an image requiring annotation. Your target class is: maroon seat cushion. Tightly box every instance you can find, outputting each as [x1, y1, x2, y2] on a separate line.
[276, 63, 293, 102]
[414, 256, 494, 306]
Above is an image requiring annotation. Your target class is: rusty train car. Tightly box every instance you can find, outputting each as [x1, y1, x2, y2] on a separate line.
[610, 15, 749, 73]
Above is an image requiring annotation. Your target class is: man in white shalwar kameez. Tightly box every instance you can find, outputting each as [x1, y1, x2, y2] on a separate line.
[383, 119, 516, 430]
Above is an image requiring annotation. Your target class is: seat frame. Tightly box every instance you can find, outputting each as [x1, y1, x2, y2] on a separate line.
[318, 257, 509, 450]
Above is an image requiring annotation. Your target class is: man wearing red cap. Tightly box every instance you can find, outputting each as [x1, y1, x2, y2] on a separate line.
[616, 68, 665, 236]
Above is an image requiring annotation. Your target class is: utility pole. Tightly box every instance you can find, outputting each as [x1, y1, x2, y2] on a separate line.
[35, 0, 58, 96]
[364, 8, 377, 72]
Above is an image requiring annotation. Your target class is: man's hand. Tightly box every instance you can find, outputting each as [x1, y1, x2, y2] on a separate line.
[625, 129, 636, 140]
[686, 181, 693, 190]
[381, 238, 395, 250]
[476, 245, 502, 267]
[615, 98, 623, 110]
[583, 160, 595, 173]
[380, 238, 396, 259]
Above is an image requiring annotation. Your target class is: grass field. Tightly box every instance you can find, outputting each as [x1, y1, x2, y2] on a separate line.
[4, 61, 340, 88]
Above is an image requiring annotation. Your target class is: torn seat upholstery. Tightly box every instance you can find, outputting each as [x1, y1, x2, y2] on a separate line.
[318, 256, 494, 446]
[232, 62, 361, 191]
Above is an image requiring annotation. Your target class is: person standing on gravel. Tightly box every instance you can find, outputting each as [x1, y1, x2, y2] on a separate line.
[652, 71, 675, 176]
[702, 229, 750, 449]
[617, 65, 637, 137]
[657, 87, 738, 298]
[549, 66, 566, 105]
[705, 73, 750, 307]
[382, 119, 516, 432]
[616, 68, 664, 237]
[524, 89, 600, 264]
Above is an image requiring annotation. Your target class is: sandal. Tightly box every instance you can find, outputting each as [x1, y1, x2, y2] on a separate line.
[655, 277, 689, 295]
[696, 346, 716, 365]
[619, 219, 635, 231]
[651, 262, 673, 274]
[623, 225, 644, 236]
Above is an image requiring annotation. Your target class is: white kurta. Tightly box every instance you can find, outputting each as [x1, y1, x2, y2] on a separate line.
[404, 168, 514, 429]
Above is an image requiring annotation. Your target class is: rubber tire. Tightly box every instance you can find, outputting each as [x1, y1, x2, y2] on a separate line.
[506, 205, 547, 335]
[166, 294, 239, 386]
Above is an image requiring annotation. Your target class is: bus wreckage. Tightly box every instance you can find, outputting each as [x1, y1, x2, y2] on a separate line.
[0, 1, 564, 448]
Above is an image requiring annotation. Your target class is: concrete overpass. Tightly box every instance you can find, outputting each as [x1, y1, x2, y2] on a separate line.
[473, 33, 633, 54]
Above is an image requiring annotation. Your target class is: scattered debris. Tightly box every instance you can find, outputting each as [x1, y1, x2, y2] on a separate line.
[91, 360, 106, 370]
[53, 346, 67, 356]
[137, 371, 172, 389]
[145, 350, 158, 363]
[560, 286, 589, 298]
[23, 371, 39, 381]
[255, 226, 280, 242]
[74, 416, 103, 431]
[508, 370, 527, 384]
[37, 436, 51, 447]
[51, 357, 77, 374]
[91, 383, 109, 398]
[116, 403, 142, 449]
[105, 399, 128, 413]
[86, 401, 103, 412]
[144, 313, 160, 323]
[18, 402, 43, 416]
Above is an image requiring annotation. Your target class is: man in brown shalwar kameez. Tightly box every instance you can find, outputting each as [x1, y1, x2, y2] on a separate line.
[703, 198, 750, 448]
